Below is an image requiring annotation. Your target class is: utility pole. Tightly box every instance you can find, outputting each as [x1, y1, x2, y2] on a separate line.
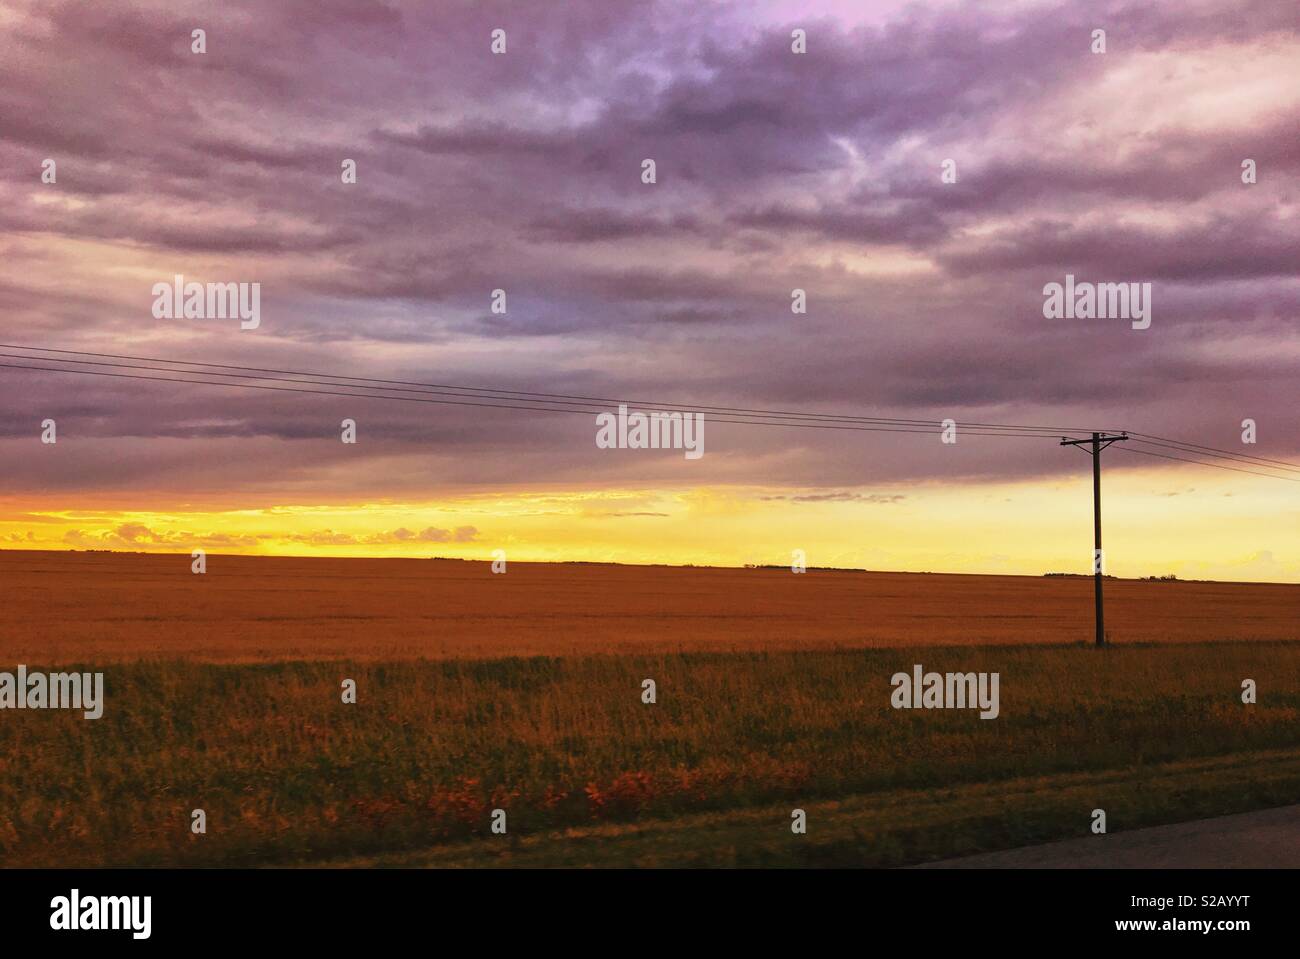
[1060, 432, 1128, 647]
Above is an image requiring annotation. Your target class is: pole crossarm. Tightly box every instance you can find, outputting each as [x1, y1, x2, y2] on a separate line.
[1060, 432, 1129, 449]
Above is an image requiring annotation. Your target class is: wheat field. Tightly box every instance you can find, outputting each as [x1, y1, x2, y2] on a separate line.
[1, 550, 1295, 663]
[1, 549, 1297, 867]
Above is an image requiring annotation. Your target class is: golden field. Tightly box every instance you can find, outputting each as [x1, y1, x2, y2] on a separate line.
[0, 550, 1296, 663]
[0, 549, 1297, 867]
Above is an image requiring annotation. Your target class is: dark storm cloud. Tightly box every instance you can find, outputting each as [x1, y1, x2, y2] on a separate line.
[0, 0, 1295, 497]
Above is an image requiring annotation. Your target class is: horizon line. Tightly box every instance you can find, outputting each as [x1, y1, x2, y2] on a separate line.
[1, 546, 1294, 587]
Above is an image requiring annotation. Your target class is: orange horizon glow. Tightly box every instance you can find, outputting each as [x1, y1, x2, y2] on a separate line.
[3, 463, 1295, 583]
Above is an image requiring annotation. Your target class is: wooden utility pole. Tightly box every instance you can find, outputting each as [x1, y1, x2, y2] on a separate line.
[1060, 432, 1129, 647]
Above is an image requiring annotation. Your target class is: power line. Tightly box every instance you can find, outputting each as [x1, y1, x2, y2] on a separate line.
[1126, 437, 1300, 475]
[0, 344, 1107, 434]
[1127, 431, 1300, 472]
[1115, 445, 1300, 482]
[15, 347, 1293, 472]
[0, 361, 1071, 438]
[0, 351, 1060, 431]
[2, 346, 1297, 482]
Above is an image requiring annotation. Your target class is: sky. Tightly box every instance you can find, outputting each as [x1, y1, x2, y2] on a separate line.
[0, 0, 1296, 580]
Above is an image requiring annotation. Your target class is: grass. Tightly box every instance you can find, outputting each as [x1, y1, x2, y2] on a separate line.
[2, 641, 1297, 867]
[333, 748, 1300, 868]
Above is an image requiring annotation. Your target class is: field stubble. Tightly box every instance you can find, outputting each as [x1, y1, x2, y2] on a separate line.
[1, 643, 1297, 867]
